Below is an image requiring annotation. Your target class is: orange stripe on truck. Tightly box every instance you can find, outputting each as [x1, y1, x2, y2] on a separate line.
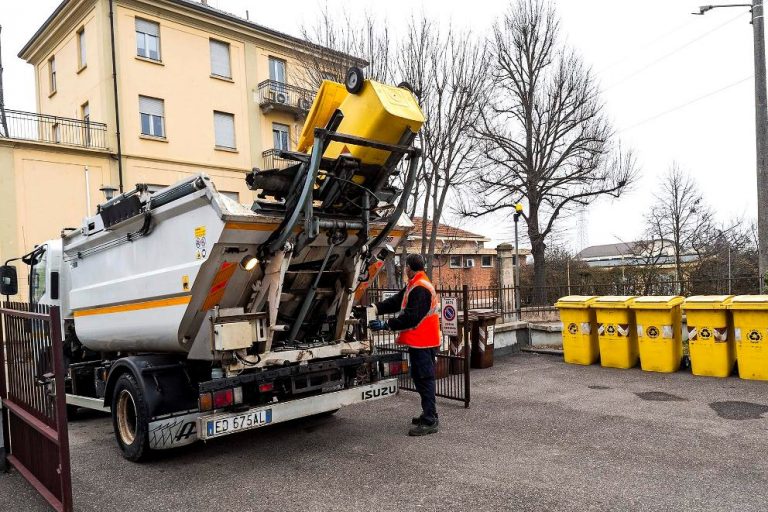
[73, 295, 192, 317]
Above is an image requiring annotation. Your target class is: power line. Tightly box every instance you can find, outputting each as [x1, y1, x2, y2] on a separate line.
[619, 75, 753, 132]
[603, 11, 747, 91]
[597, 18, 697, 74]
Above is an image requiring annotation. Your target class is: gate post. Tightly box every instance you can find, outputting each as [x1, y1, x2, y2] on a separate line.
[50, 307, 73, 512]
[462, 285, 470, 408]
[0, 303, 6, 473]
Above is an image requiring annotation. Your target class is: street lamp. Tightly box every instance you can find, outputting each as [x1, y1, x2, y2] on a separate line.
[696, 1, 768, 292]
[514, 202, 523, 320]
[99, 185, 118, 201]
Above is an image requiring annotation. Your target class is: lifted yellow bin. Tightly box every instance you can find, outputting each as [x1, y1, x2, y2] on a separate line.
[297, 79, 425, 166]
[682, 295, 734, 378]
[632, 296, 684, 373]
[593, 296, 638, 369]
[728, 295, 768, 381]
[555, 296, 599, 365]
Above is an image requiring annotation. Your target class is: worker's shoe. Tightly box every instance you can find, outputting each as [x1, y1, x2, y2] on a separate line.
[408, 421, 439, 436]
[411, 414, 439, 426]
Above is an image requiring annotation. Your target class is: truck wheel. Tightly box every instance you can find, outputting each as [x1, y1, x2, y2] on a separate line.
[111, 373, 150, 462]
[345, 67, 364, 94]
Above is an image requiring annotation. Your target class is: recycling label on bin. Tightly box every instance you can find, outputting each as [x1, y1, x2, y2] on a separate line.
[689, 326, 728, 342]
[567, 323, 578, 335]
[598, 323, 629, 337]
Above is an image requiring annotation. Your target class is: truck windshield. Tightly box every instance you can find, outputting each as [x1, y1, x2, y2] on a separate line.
[30, 249, 47, 304]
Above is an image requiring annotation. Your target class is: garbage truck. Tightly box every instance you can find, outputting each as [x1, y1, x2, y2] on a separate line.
[0, 69, 424, 461]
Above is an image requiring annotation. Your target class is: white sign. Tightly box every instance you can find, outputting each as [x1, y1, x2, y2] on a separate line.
[441, 297, 459, 337]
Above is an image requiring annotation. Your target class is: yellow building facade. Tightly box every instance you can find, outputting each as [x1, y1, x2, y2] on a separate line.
[2, 0, 355, 294]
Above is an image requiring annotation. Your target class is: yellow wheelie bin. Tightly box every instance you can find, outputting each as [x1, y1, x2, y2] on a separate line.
[555, 296, 599, 365]
[593, 296, 638, 369]
[632, 296, 684, 373]
[728, 295, 768, 381]
[682, 295, 735, 378]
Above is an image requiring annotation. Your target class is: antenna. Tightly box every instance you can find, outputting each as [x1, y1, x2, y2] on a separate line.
[576, 208, 588, 252]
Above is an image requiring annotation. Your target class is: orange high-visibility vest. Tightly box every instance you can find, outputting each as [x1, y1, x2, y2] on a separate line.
[397, 271, 441, 349]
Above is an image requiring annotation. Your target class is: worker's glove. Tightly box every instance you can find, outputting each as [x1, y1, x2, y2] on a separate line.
[368, 319, 388, 331]
[352, 305, 366, 319]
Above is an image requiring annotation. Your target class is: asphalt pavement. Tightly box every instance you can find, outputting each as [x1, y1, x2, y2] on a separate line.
[3, 352, 768, 511]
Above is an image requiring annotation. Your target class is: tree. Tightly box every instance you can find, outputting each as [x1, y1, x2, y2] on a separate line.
[398, 19, 488, 278]
[460, 0, 637, 304]
[298, 6, 392, 88]
[644, 164, 713, 294]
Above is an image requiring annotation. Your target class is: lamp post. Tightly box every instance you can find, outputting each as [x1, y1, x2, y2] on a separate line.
[696, 1, 768, 292]
[514, 203, 523, 320]
[99, 184, 118, 201]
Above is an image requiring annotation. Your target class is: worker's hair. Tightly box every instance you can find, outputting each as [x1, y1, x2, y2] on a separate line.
[405, 253, 425, 272]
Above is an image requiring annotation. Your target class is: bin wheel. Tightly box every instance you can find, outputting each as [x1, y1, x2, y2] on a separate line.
[397, 81, 416, 95]
[111, 373, 150, 462]
[345, 67, 364, 94]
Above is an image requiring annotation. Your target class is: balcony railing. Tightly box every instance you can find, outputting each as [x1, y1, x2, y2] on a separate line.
[0, 109, 108, 149]
[261, 148, 295, 170]
[257, 80, 315, 117]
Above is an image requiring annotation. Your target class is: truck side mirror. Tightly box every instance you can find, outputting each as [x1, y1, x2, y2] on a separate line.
[0, 265, 18, 296]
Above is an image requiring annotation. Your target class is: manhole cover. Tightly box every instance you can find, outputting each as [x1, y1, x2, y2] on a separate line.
[588, 385, 611, 390]
[710, 401, 768, 420]
[634, 391, 687, 402]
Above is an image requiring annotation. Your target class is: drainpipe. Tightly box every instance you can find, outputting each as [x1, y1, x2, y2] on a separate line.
[108, 0, 124, 192]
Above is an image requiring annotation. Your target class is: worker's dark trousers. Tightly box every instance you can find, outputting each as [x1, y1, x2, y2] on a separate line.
[408, 347, 438, 425]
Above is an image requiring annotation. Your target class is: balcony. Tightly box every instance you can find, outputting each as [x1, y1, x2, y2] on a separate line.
[0, 109, 108, 150]
[257, 80, 315, 118]
[261, 148, 295, 170]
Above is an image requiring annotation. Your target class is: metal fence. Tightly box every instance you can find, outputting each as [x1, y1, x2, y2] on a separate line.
[0, 302, 73, 512]
[261, 149, 294, 170]
[1, 109, 108, 149]
[256, 80, 315, 113]
[366, 286, 471, 407]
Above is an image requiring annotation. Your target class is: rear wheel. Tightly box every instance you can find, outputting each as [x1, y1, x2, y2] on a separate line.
[111, 373, 150, 462]
[345, 67, 364, 94]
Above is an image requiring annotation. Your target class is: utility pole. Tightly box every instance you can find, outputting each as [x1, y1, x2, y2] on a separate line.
[696, 1, 768, 292]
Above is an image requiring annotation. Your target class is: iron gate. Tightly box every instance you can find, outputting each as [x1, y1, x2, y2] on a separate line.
[0, 303, 73, 512]
[367, 285, 471, 407]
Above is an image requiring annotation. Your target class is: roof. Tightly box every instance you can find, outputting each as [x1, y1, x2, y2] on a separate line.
[409, 217, 489, 241]
[576, 242, 638, 260]
[20, 0, 367, 64]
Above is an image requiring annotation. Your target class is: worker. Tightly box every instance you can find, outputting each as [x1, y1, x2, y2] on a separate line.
[368, 254, 441, 436]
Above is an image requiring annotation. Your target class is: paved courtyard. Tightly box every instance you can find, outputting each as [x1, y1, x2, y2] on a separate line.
[3, 352, 768, 511]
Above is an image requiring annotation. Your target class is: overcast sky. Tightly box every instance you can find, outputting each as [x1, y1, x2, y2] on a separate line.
[1, 0, 761, 251]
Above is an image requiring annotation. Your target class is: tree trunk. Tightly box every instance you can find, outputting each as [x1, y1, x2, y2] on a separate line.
[530, 240, 547, 305]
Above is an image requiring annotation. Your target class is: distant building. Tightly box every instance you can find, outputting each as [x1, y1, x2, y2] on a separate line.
[394, 218, 530, 288]
[576, 240, 698, 270]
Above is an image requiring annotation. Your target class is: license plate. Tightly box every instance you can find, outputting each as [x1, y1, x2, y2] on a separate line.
[205, 409, 272, 438]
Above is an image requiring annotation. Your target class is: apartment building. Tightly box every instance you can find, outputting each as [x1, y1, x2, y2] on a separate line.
[1, 0, 357, 293]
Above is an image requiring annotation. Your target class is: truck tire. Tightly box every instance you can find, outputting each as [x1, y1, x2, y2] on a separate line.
[111, 373, 150, 462]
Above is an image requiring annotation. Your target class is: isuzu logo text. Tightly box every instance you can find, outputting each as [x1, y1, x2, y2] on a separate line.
[362, 384, 397, 400]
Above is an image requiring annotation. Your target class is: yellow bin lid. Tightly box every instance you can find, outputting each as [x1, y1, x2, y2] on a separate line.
[682, 295, 734, 310]
[727, 295, 768, 310]
[632, 295, 684, 309]
[592, 296, 637, 309]
[555, 296, 598, 309]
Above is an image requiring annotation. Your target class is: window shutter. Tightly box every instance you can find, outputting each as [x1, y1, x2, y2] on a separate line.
[139, 96, 164, 116]
[135, 18, 159, 36]
[214, 112, 235, 148]
[210, 40, 231, 78]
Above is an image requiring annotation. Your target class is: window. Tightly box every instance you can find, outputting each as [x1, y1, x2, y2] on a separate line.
[214, 111, 236, 149]
[48, 56, 57, 94]
[220, 191, 240, 203]
[268, 57, 286, 83]
[320, 71, 336, 81]
[136, 18, 160, 61]
[272, 123, 290, 151]
[77, 27, 86, 68]
[210, 39, 231, 78]
[481, 255, 493, 267]
[139, 96, 165, 137]
[31, 249, 47, 304]
[465, 258, 475, 268]
[449, 256, 461, 268]
[81, 102, 90, 145]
